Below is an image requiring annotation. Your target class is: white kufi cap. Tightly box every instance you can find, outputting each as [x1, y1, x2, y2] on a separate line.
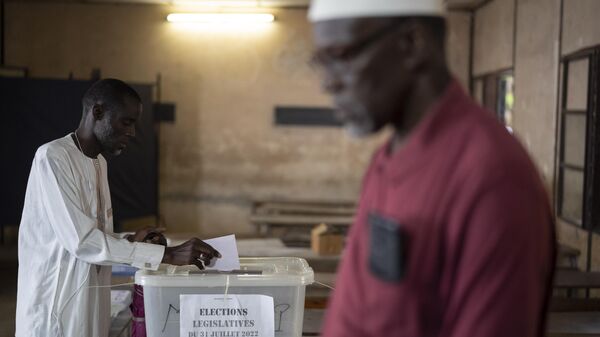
[309, 0, 446, 22]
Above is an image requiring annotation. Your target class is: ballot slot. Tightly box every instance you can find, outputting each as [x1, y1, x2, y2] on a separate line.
[136, 257, 314, 337]
[189, 270, 263, 275]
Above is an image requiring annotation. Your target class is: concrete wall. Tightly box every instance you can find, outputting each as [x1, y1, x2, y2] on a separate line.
[471, 0, 599, 269]
[473, 0, 561, 194]
[558, 0, 600, 272]
[562, 0, 600, 56]
[473, 0, 515, 76]
[5, 3, 371, 236]
[447, 11, 472, 88]
[512, 0, 561, 192]
[512, 0, 600, 271]
[5, 2, 471, 236]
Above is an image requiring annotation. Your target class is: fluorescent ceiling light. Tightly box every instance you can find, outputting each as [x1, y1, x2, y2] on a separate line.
[87, 0, 309, 7]
[172, 0, 308, 7]
[173, 0, 259, 6]
[167, 12, 275, 23]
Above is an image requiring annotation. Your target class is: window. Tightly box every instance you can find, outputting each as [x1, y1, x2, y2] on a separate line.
[558, 48, 600, 231]
[473, 70, 515, 132]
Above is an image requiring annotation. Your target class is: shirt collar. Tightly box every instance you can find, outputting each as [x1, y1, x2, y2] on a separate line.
[372, 79, 471, 179]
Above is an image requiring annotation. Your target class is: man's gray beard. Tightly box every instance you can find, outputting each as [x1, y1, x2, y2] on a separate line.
[338, 103, 378, 138]
[344, 117, 376, 138]
[95, 120, 122, 156]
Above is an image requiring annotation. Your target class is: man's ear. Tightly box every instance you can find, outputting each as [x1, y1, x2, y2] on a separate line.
[92, 103, 104, 121]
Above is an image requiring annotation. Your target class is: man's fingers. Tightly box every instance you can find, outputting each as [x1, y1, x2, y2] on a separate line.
[198, 253, 212, 265]
[192, 259, 205, 270]
[150, 235, 166, 245]
[192, 240, 221, 259]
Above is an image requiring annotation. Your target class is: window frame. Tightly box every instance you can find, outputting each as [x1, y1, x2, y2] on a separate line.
[557, 47, 600, 232]
[472, 68, 514, 127]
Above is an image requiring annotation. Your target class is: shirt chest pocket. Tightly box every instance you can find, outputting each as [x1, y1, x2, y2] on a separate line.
[368, 213, 408, 282]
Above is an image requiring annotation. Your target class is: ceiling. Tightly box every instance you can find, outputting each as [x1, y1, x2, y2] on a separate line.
[7, 0, 490, 10]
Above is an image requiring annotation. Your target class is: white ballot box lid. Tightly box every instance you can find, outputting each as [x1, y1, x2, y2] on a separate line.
[135, 257, 314, 288]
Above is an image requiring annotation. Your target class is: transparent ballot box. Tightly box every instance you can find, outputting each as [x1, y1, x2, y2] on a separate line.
[135, 257, 314, 337]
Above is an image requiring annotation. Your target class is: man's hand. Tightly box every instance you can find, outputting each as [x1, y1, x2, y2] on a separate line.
[161, 238, 221, 270]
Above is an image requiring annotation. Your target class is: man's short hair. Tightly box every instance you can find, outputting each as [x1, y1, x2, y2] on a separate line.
[82, 78, 141, 115]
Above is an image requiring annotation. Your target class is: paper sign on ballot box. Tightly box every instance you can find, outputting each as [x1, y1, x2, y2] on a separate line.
[180, 294, 274, 337]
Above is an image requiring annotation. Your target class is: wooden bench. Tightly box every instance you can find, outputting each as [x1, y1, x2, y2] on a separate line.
[558, 244, 581, 269]
[548, 312, 600, 336]
[554, 269, 600, 289]
[553, 268, 600, 303]
[254, 202, 355, 216]
[551, 298, 600, 312]
[249, 200, 355, 240]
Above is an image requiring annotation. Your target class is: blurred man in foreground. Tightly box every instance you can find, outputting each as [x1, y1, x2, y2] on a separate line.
[308, 1, 555, 336]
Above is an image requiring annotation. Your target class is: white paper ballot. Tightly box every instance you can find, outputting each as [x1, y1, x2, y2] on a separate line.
[204, 235, 240, 271]
[180, 294, 274, 337]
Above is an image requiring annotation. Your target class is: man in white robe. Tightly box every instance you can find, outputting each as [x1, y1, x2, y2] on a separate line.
[16, 79, 219, 337]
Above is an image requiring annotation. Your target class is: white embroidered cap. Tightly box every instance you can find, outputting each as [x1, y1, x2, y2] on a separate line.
[308, 0, 446, 22]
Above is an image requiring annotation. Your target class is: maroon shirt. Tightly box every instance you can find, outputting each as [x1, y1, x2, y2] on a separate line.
[321, 81, 555, 337]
